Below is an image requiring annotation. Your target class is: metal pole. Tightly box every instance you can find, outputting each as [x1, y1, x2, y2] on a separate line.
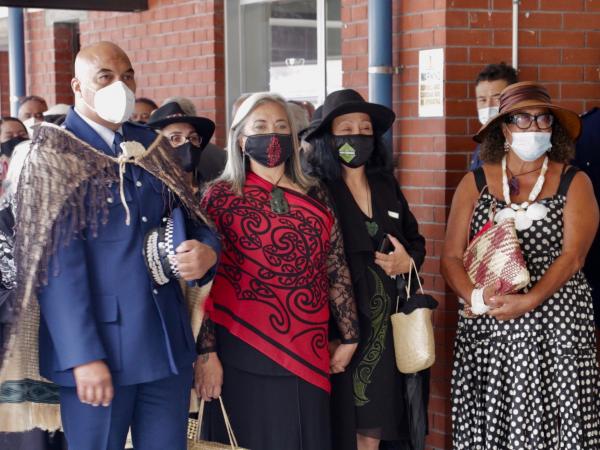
[8, 8, 26, 117]
[512, 0, 519, 70]
[316, 0, 327, 104]
[368, 0, 393, 147]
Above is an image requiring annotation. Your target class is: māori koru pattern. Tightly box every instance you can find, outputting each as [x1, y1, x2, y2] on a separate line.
[452, 192, 600, 449]
[203, 177, 334, 359]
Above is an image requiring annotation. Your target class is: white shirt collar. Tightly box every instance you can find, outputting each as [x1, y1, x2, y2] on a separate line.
[74, 107, 123, 150]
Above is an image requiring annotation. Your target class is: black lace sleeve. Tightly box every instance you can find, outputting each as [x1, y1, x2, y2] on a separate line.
[196, 316, 217, 355]
[310, 184, 360, 344]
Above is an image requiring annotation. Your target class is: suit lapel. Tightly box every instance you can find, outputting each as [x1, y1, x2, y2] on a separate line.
[63, 108, 114, 155]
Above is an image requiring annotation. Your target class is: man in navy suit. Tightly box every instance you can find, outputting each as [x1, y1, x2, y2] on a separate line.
[36, 42, 220, 450]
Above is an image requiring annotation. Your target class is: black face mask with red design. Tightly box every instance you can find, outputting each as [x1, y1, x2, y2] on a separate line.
[243, 133, 293, 168]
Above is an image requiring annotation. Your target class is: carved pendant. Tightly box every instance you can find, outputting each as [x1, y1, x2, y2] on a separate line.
[365, 220, 379, 237]
[270, 186, 289, 214]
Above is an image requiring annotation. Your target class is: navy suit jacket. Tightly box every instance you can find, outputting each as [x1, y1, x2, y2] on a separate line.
[37, 108, 220, 386]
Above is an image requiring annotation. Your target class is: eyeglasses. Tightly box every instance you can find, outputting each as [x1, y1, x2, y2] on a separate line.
[166, 133, 202, 147]
[506, 113, 554, 130]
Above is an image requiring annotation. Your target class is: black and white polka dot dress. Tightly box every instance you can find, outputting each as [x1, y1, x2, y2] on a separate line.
[452, 167, 600, 450]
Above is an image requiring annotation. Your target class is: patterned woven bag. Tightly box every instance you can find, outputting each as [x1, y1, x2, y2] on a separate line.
[463, 216, 530, 315]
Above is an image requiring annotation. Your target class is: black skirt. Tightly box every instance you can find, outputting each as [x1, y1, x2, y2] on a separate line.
[205, 362, 331, 450]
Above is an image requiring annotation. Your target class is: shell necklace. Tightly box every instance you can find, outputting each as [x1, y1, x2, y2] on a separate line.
[494, 154, 549, 230]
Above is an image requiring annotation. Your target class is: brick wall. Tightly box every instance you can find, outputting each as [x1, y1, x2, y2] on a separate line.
[25, 11, 78, 107]
[0, 51, 9, 116]
[341, 1, 600, 449]
[78, 0, 226, 145]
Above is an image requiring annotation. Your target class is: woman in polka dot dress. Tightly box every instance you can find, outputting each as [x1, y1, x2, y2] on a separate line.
[442, 81, 600, 449]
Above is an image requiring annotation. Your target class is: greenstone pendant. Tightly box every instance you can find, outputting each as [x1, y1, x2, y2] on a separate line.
[365, 220, 379, 237]
[270, 187, 289, 214]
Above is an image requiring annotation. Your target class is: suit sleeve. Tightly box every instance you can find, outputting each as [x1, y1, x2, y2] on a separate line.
[37, 236, 107, 371]
[186, 216, 221, 287]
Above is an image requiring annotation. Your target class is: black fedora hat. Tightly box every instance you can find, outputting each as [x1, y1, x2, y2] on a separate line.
[304, 89, 395, 140]
[147, 102, 215, 149]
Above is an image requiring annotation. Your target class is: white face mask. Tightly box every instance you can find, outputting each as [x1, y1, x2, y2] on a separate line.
[508, 131, 552, 162]
[477, 106, 499, 125]
[82, 81, 135, 124]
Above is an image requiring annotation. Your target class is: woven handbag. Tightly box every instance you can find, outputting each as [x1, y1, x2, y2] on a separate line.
[462, 199, 530, 317]
[391, 259, 438, 374]
[187, 397, 248, 450]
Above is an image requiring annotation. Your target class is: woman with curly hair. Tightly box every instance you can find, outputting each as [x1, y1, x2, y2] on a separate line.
[442, 81, 600, 448]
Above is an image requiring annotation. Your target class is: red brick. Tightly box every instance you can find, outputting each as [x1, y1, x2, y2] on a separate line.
[403, 0, 435, 13]
[563, 12, 600, 30]
[520, 12, 562, 29]
[584, 66, 600, 82]
[448, 0, 490, 8]
[562, 48, 600, 64]
[493, 0, 539, 9]
[494, 29, 538, 47]
[468, 10, 512, 28]
[422, 10, 445, 28]
[540, 0, 584, 10]
[539, 66, 583, 82]
[586, 0, 600, 11]
[445, 29, 492, 46]
[540, 30, 585, 47]
[470, 47, 513, 64]
[519, 47, 562, 64]
[561, 83, 600, 100]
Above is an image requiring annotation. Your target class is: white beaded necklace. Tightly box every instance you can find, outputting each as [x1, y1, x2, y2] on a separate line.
[494, 154, 549, 231]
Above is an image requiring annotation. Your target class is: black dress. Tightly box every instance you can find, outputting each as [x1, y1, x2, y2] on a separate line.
[327, 171, 428, 449]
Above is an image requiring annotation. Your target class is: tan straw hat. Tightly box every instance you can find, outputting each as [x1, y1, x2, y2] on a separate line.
[473, 81, 581, 143]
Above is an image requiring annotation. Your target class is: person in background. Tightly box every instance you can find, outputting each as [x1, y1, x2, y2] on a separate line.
[131, 97, 158, 124]
[575, 106, 600, 332]
[0, 117, 28, 194]
[160, 96, 226, 182]
[289, 99, 316, 122]
[470, 62, 518, 170]
[147, 101, 215, 191]
[17, 95, 48, 124]
[287, 101, 310, 137]
[43, 104, 71, 126]
[442, 81, 599, 448]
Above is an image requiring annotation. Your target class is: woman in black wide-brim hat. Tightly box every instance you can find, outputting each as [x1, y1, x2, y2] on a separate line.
[304, 89, 428, 450]
[147, 101, 216, 191]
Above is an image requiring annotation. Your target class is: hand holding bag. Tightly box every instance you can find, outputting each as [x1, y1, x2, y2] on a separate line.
[390, 259, 438, 374]
[187, 397, 248, 450]
[462, 197, 530, 317]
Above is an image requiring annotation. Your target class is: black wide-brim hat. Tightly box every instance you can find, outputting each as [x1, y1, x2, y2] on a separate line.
[304, 89, 395, 140]
[147, 101, 215, 149]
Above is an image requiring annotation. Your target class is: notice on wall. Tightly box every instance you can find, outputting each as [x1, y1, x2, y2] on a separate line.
[418, 48, 444, 118]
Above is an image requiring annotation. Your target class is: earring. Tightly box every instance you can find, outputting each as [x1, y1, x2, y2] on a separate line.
[504, 141, 510, 152]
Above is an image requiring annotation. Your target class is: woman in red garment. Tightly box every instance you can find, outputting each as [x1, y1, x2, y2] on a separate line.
[195, 92, 359, 450]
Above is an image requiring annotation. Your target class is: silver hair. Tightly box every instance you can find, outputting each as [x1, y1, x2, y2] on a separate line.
[161, 96, 197, 116]
[217, 92, 315, 195]
[287, 102, 310, 133]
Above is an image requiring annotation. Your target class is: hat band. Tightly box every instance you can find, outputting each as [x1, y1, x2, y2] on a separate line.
[500, 87, 551, 113]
